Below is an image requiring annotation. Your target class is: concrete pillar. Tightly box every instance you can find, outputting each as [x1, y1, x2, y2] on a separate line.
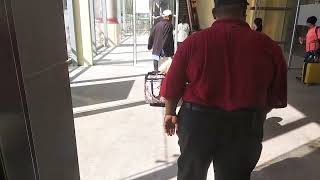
[73, 0, 94, 66]
[107, 0, 121, 46]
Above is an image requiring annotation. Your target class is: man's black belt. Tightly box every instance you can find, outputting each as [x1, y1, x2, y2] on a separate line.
[182, 102, 258, 113]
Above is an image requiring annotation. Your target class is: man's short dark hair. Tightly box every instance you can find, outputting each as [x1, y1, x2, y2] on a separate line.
[213, 4, 247, 17]
[307, 16, 317, 25]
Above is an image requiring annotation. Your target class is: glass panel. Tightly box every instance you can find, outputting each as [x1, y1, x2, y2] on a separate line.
[63, 0, 72, 62]
[63, 0, 78, 66]
[136, 0, 151, 63]
[94, 0, 106, 49]
[121, 0, 134, 39]
[282, 0, 299, 56]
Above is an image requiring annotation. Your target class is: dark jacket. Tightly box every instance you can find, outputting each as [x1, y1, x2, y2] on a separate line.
[148, 19, 174, 57]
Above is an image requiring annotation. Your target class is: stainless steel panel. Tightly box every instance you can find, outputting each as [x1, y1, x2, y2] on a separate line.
[0, 0, 37, 179]
[24, 64, 80, 180]
[10, 0, 68, 78]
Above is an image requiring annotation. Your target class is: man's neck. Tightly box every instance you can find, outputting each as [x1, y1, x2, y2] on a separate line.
[216, 16, 245, 21]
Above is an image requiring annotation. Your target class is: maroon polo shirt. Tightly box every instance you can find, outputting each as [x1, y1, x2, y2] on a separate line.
[161, 19, 287, 111]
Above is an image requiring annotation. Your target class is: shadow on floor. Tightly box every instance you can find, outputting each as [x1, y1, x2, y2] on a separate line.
[115, 69, 320, 180]
[73, 100, 146, 118]
[108, 51, 150, 54]
[252, 147, 320, 180]
[71, 80, 135, 108]
[132, 164, 178, 180]
[71, 74, 145, 84]
[69, 66, 91, 82]
[261, 69, 320, 142]
[68, 66, 79, 74]
[96, 59, 153, 66]
[118, 163, 178, 180]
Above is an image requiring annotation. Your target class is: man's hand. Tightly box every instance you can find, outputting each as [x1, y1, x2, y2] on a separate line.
[164, 115, 178, 136]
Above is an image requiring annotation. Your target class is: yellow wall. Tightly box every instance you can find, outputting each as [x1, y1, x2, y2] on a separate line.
[196, 0, 289, 42]
[246, 0, 256, 26]
[248, 0, 288, 42]
[196, 0, 214, 29]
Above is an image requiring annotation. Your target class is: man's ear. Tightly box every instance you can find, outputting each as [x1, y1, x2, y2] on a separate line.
[212, 8, 217, 19]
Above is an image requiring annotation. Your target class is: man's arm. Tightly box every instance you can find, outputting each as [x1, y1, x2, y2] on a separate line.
[162, 23, 174, 51]
[148, 27, 155, 50]
[165, 99, 179, 116]
[267, 44, 288, 112]
[161, 37, 191, 136]
[163, 99, 180, 136]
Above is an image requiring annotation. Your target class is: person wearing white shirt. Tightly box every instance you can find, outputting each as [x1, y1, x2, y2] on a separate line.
[177, 16, 190, 46]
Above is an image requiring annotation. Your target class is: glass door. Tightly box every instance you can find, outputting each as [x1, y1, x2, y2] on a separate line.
[95, 0, 178, 66]
[122, 0, 178, 66]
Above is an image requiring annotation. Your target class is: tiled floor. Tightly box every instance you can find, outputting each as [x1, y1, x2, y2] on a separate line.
[69, 36, 320, 180]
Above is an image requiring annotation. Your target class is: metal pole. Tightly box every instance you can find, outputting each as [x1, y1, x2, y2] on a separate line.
[102, 0, 108, 47]
[174, 0, 179, 52]
[133, 0, 137, 65]
[122, 0, 126, 33]
[288, 0, 301, 68]
[89, 0, 97, 56]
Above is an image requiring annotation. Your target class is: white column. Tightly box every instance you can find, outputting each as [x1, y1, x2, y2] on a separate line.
[106, 0, 121, 46]
[72, 0, 94, 66]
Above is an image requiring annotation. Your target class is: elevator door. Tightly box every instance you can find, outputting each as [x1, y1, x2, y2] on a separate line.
[0, 0, 37, 179]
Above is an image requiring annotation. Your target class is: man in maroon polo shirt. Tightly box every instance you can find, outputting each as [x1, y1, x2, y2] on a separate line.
[160, 0, 287, 179]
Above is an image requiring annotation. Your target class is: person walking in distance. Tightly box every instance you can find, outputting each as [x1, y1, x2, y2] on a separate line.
[160, 0, 287, 180]
[177, 15, 190, 46]
[253, 17, 263, 32]
[148, 10, 174, 72]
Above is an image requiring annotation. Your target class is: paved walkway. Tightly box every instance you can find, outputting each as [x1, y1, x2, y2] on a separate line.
[69, 36, 320, 180]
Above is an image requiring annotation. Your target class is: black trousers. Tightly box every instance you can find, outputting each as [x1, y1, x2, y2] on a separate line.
[177, 104, 265, 180]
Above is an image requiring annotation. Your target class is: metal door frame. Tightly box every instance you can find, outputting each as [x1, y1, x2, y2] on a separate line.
[132, 0, 179, 65]
[288, 0, 302, 68]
